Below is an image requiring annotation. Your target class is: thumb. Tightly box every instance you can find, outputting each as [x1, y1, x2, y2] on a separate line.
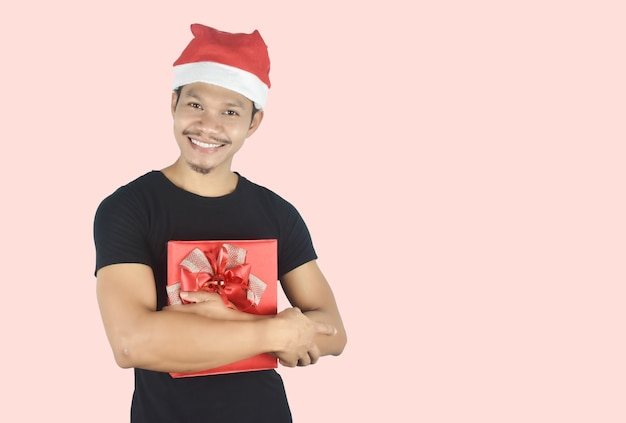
[315, 322, 337, 336]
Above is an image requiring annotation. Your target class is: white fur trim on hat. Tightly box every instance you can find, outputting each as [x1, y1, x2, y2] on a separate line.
[173, 61, 269, 110]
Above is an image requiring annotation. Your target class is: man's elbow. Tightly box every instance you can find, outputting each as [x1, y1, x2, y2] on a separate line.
[109, 336, 139, 369]
[111, 343, 135, 369]
[107, 328, 148, 369]
[331, 329, 348, 356]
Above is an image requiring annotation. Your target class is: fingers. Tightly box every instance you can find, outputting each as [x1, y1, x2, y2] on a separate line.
[279, 357, 297, 368]
[276, 341, 321, 368]
[278, 346, 319, 368]
[273, 307, 336, 367]
[180, 291, 213, 303]
[297, 355, 311, 367]
[299, 345, 321, 367]
[180, 291, 223, 303]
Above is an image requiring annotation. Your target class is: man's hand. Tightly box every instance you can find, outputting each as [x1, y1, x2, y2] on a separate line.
[164, 291, 263, 321]
[272, 307, 337, 368]
[165, 291, 338, 367]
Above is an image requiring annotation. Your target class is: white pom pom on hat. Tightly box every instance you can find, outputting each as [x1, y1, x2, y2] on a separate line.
[173, 24, 271, 110]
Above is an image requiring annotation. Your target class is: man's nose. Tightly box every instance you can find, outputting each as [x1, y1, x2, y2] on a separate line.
[197, 111, 222, 133]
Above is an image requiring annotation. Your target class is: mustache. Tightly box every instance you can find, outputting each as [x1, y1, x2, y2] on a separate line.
[183, 130, 231, 145]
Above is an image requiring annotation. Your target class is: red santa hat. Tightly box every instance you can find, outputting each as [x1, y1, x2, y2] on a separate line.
[172, 24, 271, 110]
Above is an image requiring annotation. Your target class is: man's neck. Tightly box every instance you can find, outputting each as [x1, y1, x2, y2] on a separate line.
[161, 160, 239, 197]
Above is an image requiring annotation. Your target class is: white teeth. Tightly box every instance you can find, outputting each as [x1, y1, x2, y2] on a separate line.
[191, 138, 222, 148]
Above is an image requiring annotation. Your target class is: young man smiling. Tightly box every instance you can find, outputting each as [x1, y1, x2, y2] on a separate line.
[168, 82, 261, 190]
[94, 24, 346, 422]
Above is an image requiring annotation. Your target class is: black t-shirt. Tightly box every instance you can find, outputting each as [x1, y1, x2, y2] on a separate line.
[93, 171, 317, 422]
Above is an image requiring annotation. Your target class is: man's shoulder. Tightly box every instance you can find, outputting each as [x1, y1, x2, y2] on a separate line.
[104, 171, 164, 198]
[96, 171, 166, 213]
[117, 170, 164, 192]
[237, 175, 295, 209]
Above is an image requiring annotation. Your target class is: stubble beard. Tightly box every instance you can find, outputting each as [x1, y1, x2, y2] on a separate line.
[188, 161, 213, 175]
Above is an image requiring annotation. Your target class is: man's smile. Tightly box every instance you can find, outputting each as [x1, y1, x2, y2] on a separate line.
[189, 138, 227, 149]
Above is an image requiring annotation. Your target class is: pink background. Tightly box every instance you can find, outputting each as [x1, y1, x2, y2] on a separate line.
[1, 1, 624, 421]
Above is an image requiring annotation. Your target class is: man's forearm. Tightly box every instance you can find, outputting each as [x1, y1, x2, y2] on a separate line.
[113, 310, 280, 373]
[304, 309, 347, 356]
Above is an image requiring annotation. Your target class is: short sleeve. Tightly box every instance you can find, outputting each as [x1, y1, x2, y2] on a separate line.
[93, 188, 153, 275]
[276, 201, 317, 278]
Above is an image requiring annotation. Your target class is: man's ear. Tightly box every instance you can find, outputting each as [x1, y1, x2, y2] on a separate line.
[247, 110, 264, 137]
[171, 92, 179, 115]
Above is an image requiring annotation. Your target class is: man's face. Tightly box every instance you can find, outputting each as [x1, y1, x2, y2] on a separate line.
[171, 82, 263, 176]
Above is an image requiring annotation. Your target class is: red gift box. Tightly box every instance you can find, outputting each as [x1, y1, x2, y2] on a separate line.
[166, 239, 278, 377]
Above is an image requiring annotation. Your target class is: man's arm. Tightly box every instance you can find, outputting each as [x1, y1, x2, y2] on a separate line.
[96, 263, 335, 373]
[278, 260, 347, 367]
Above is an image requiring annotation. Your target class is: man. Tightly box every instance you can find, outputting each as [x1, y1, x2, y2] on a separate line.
[94, 24, 347, 422]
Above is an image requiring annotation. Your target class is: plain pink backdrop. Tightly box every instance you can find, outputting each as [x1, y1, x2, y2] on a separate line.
[1, 1, 624, 422]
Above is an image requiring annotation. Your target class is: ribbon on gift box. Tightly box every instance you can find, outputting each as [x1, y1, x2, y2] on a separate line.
[166, 244, 267, 311]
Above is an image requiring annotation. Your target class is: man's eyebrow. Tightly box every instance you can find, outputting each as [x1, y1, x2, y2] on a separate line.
[183, 90, 245, 108]
[225, 100, 246, 108]
[183, 90, 203, 100]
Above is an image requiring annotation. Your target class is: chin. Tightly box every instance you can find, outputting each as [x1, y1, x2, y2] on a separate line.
[188, 162, 213, 175]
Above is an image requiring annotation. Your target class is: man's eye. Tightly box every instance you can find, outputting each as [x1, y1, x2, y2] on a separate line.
[189, 103, 202, 109]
